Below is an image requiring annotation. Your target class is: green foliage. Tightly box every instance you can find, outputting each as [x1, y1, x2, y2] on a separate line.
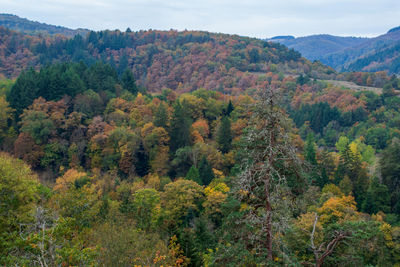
[132, 188, 161, 231]
[0, 153, 39, 260]
[154, 102, 168, 128]
[381, 138, 400, 215]
[169, 101, 192, 154]
[198, 156, 215, 186]
[216, 116, 232, 153]
[362, 177, 391, 214]
[305, 132, 317, 165]
[186, 165, 202, 185]
[121, 69, 138, 95]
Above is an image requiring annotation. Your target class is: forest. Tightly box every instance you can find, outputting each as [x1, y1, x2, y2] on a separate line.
[0, 27, 400, 266]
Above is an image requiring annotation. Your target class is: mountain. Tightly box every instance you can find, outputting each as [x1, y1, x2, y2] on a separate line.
[0, 13, 89, 37]
[269, 26, 400, 74]
[0, 24, 336, 93]
[322, 28, 400, 73]
[269, 34, 368, 61]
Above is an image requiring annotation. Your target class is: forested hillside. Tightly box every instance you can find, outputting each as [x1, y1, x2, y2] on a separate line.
[0, 16, 400, 266]
[0, 26, 336, 91]
[1, 57, 400, 265]
[269, 34, 367, 61]
[0, 14, 89, 37]
[270, 27, 400, 74]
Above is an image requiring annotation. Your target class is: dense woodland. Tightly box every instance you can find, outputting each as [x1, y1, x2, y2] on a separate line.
[1, 26, 400, 266]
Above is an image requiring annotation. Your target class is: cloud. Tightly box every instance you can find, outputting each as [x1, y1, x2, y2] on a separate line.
[0, 0, 399, 37]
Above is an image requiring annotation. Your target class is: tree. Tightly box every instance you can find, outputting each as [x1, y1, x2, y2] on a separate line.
[361, 177, 390, 214]
[305, 132, 317, 165]
[169, 100, 192, 154]
[216, 116, 232, 153]
[132, 188, 161, 231]
[0, 96, 14, 143]
[7, 68, 38, 117]
[153, 102, 168, 128]
[198, 156, 215, 186]
[380, 138, 400, 215]
[225, 100, 234, 116]
[235, 87, 304, 261]
[0, 153, 39, 259]
[186, 165, 202, 185]
[162, 179, 204, 227]
[121, 69, 138, 95]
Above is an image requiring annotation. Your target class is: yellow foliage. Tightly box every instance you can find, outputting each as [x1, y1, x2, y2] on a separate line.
[203, 182, 229, 215]
[146, 173, 161, 190]
[212, 168, 224, 179]
[54, 169, 87, 191]
[318, 195, 359, 225]
[349, 142, 362, 162]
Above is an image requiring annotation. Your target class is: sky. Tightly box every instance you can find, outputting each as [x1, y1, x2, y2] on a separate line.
[1, 0, 399, 38]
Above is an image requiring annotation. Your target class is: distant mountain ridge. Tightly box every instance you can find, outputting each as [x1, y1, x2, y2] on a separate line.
[269, 26, 400, 74]
[269, 34, 368, 61]
[0, 13, 89, 37]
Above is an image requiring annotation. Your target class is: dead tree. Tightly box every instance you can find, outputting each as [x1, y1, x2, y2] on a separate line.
[310, 213, 349, 267]
[236, 87, 304, 263]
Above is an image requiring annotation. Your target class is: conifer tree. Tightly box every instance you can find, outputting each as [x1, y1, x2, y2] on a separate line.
[154, 102, 168, 128]
[121, 69, 138, 95]
[217, 116, 232, 153]
[169, 100, 192, 154]
[135, 142, 150, 177]
[186, 165, 202, 185]
[235, 87, 304, 261]
[225, 100, 234, 116]
[362, 177, 390, 214]
[198, 156, 214, 186]
[305, 133, 317, 165]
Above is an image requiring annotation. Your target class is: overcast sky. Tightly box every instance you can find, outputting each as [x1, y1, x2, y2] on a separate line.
[1, 0, 399, 38]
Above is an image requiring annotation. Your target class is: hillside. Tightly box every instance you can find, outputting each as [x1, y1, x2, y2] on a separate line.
[270, 26, 400, 74]
[269, 34, 367, 61]
[0, 26, 338, 94]
[0, 13, 89, 37]
[1, 15, 400, 267]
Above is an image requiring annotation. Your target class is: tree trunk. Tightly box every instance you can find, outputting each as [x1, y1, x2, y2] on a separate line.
[266, 178, 273, 261]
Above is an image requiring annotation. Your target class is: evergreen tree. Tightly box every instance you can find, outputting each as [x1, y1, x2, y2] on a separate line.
[380, 138, 400, 215]
[305, 132, 317, 165]
[234, 88, 304, 261]
[362, 177, 390, 214]
[169, 100, 192, 154]
[198, 156, 214, 186]
[186, 165, 202, 185]
[121, 69, 138, 95]
[153, 102, 168, 128]
[217, 116, 232, 153]
[225, 100, 234, 116]
[135, 142, 150, 177]
[7, 68, 39, 117]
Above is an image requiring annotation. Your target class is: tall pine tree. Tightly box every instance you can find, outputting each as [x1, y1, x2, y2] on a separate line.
[198, 156, 214, 186]
[121, 69, 138, 95]
[217, 116, 232, 153]
[169, 100, 192, 154]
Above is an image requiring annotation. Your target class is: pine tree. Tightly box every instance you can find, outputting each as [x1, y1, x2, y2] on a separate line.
[226, 100, 234, 116]
[169, 100, 192, 154]
[186, 165, 202, 185]
[235, 87, 304, 261]
[198, 156, 214, 186]
[135, 142, 150, 177]
[362, 177, 390, 214]
[217, 116, 232, 153]
[305, 132, 317, 165]
[154, 102, 168, 128]
[121, 69, 138, 95]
